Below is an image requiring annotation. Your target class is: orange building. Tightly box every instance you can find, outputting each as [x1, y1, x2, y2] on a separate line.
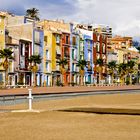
[62, 33, 70, 86]
[108, 36, 132, 49]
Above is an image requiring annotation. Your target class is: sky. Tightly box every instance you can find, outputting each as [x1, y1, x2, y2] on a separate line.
[1, 0, 140, 38]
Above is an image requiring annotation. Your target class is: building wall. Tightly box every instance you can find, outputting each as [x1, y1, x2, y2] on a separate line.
[0, 16, 5, 50]
[0, 15, 6, 83]
[6, 16, 25, 26]
[117, 49, 125, 64]
[93, 32, 107, 83]
[62, 33, 70, 85]
[7, 24, 33, 42]
[70, 23, 80, 84]
[108, 36, 132, 49]
[39, 20, 70, 33]
[78, 28, 93, 84]
[33, 28, 44, 86]
[107, 50, 118, 63]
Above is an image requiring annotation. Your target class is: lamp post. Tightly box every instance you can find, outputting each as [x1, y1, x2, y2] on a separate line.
[28, 89, 33, 110]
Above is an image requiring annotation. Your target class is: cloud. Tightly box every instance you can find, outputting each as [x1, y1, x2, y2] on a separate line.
[0, 0, 25, 14]
[0, 0, 77, 19]
[0, 0, 140, 36]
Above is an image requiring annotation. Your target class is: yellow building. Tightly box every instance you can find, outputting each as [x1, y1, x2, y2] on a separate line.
[116, 48, 125, 64]
[38, 20, 70, 86]
[42, 28, 62, 86]
[0, 12, 6, 84]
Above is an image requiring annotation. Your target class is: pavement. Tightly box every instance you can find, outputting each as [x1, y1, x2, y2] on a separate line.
[0, 85, 140, 96]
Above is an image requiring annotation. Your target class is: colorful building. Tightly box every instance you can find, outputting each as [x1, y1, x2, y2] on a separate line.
[70, 23, 80, 85]
[80, 29, 93, 84]
[6, 15, 43, 86]
[0, 12, 6, 85]
[93, 32, 107, 84]
[0, 10, 139, 87]
[39, 20, 70, 86]
[108, 36, 132, 50]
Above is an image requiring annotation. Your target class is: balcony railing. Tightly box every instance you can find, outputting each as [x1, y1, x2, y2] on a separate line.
[56, 49, 61, 55]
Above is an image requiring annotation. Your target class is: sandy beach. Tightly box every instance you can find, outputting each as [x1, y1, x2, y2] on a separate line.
[0, 93, 140, 140]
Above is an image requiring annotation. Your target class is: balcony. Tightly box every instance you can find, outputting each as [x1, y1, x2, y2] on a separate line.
[56, 49, 61, 59]
[56, 65, 60, 71]
[34, 40, 41, 45]
[56, 49, 61, 55]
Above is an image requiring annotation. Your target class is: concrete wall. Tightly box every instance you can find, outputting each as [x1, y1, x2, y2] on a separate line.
[7, 23, 33, 42]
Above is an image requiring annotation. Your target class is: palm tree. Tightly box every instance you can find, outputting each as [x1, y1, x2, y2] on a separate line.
[0, 48, 14, 87]
[107, 61, 117, 84]
[127, 60, 135, 84]
[58, 59, 68, 85]
[96, 58, 104, 84]
[118, 63, 128, 84]
[77, 60, 87, 85]
[28, 54, 42, 87]
[26, 8, 40, 21]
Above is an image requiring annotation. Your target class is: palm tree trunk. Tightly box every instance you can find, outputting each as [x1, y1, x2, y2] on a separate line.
[5, 70, 7, 88]
[129, 73, 132, 85]
[61, 74, 63, 85]
[121, 75, 125, 84]
[99, 73, 101, 85]
[81, 75, 84, 86]
[111, 74, 114, 84]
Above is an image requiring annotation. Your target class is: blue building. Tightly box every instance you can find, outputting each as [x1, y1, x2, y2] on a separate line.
[33, 26, 44, 86]
[70, 23, 80, 85]
[79, 29, 94, 84]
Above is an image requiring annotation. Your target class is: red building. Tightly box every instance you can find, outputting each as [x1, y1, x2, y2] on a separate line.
[62, 32, 70, 86]
[93, 32, 107, 84]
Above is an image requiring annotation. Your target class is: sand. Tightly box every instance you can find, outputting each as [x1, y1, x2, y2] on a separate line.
[0, 93, 140, 140]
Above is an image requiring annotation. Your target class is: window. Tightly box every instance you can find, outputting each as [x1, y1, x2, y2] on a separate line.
[0, 30, 3, 35]
[72, 63, 74, 71]
[66, 36, 69, 44]
[102, 44, 106, 53]
[97, 35, 100, 41]
[0, 73, 3, 82]
[46, 62, 49, 71]
[87, 40, 90, 46]
[88, 51, 91, 61]
[56, 35, 60, 44]
[44, 36, 48, 46]
[46, 50, 49, 59]
[96, 43, 100, 52]
[87, 40, 91, 50]
[20, 43, 25, 56]
[80, 55, 83, 60]
[88, 75, 91, 83]
[66, 75, 69, 82]
[72, 36, 76, 45]
[35, 31, 40, 44]
[72, 49, 74, 60]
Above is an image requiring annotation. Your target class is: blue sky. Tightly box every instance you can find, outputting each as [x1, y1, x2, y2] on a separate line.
[1, 0, 140, 37]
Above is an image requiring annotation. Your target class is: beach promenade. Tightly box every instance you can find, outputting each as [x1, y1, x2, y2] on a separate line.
[0, 85, 140, 95]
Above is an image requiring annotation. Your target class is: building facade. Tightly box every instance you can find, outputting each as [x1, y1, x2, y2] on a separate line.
[93, 32, 107, 84]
